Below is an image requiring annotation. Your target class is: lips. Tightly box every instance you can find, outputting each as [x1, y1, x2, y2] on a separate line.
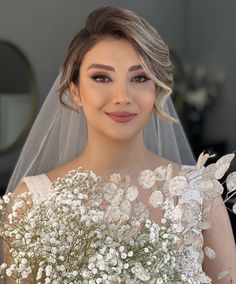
[106, 111, 137, 123]
[107, 111, 136, 116]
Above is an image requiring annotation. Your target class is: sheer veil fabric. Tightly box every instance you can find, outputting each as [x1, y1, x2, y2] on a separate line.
[6, 72, 195, 194]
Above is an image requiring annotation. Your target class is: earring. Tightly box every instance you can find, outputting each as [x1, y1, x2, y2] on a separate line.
[75, 102, 82, 113]
[73, 93, 82, 113]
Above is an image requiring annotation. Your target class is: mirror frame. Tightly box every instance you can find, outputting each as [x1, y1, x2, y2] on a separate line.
[0, 39, 37, 155]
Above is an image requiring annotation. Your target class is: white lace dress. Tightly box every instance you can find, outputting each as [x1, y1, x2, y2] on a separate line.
[22, 165, 204, 277]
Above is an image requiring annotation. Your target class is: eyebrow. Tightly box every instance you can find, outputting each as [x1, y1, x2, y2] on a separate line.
[87, 63, 143, 72]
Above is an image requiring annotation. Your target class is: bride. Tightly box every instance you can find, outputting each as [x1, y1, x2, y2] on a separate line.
[3, 5, 236, 283]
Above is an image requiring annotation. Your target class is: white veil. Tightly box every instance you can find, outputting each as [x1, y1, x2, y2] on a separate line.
[0, 4, 196, 270]
[5, 71, 195, 194]
[4, 5, 196, 194]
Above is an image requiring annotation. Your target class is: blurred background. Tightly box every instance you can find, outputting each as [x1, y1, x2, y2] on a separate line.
[0, 0, 235, 237]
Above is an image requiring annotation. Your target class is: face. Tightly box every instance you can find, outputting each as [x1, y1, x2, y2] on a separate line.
[70, 38, 156, 141]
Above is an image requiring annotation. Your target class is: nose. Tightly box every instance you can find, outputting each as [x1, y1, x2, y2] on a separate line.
[112, 83, 133, 105]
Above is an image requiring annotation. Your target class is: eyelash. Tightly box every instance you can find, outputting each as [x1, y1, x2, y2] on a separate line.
[91, 74, 150, 83]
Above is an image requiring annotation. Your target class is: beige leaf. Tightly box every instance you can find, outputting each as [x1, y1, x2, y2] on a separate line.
[193, 272, 212, 283]
[138, 169, 156, 189]
[120, 199, 131, 215]
[217, 266, 232, 280]
[197, 251, 205, 266]
[216, 153, 235, 167]
[182, 207, 199, 227]
[133, 262, 150, 281]
[215, 154, 235, 179]
[168, 196, 175, 208]
[90, 194, 102, 207]
[178, 168, 193, 176]
[232, 203, 236, 214]
[171, 204, 183, 222]
[168, 176, 188, 196]
[202, 198, 213, 215]
[124, 174, 131, 186]
[162, 182, 169, 195]
[126, 185, 138, 201]
[203, 163, 217, 179]
[110, 189, 124, 207]
[198, 179, 224, 198]
[215, 164, 230, 180]
[165, 163, 173, 182]
[109, 208, 121, 223]
[109, 173, 122, 184]
[226, 172, 236, 192]
[205, 189, 219, 199]
[212, 180, 224, 195]
[140, 210, 149, 219]
[195, 179, 214, 192]
[133, 203, 149, 219]
[192, 234, 204, 250]
[197, 220, 212, 230]
[188, 199, 202, 213]
[204, 246, 216, 259]
[183, 231, 198, 245]
[153, 166, 166, 181]
[149, 190, 163, 208]
[103, 183, 118, 202]
[133, 203, 140, 215]
[196, 152, 211, 170]
[122, 226, 139, 240]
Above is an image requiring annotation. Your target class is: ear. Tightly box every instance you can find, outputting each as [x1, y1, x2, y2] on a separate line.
[69, 82, 81, 105]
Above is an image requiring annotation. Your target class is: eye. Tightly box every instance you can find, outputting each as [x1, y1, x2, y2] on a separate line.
[132, 75, 150, 83]
[91, 74, 111, 83]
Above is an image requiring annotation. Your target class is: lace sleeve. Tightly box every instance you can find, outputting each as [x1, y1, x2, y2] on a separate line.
[22, 174, 52, 201]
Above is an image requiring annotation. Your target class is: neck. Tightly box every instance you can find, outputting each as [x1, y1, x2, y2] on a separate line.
[76, 129, 151, 177]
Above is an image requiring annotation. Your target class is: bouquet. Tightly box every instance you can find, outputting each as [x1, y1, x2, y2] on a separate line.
[0, 152, 236, 283]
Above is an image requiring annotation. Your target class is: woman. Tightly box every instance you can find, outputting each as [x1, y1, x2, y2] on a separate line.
[3, 6, 236, 283]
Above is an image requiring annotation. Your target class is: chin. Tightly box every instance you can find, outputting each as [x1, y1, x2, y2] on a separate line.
[104, 128, 142, 142]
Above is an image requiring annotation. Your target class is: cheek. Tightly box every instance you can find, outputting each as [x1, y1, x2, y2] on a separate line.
[135, 82, 156, 109]
[80, 85, 108, 109]
[138, 92, 156, 111]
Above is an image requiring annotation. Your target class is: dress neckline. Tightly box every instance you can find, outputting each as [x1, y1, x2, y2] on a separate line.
[43, 164, 194, 187]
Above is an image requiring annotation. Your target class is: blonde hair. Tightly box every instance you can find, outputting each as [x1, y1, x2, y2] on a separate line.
[59, 6, 175, 121]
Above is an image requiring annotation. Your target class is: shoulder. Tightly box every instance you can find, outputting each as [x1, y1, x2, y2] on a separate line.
[46, 166, 70, 184]
[148, 152, 182, 176]
[46, 157, 81, 184]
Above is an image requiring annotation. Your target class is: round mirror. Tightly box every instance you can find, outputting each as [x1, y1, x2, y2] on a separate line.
[0, 40, 36, 154]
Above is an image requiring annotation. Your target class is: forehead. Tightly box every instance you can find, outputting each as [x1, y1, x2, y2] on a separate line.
[80, 38, 140, 69]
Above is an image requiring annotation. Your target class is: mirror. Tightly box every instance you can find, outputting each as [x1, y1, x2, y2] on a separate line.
[0, 40, 36, 154]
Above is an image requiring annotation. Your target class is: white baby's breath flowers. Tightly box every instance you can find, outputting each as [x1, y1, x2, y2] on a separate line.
[0, 153, 236, 283]
[3, 195, 11, 204]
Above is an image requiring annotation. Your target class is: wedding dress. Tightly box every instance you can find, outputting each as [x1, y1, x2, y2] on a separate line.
[22, 163, 204, 276]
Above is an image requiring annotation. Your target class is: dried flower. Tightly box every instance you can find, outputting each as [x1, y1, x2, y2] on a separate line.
[0, 153, 235, 283]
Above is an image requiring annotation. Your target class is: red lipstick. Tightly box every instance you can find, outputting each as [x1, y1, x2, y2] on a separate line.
[106, 111, 136, 123]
